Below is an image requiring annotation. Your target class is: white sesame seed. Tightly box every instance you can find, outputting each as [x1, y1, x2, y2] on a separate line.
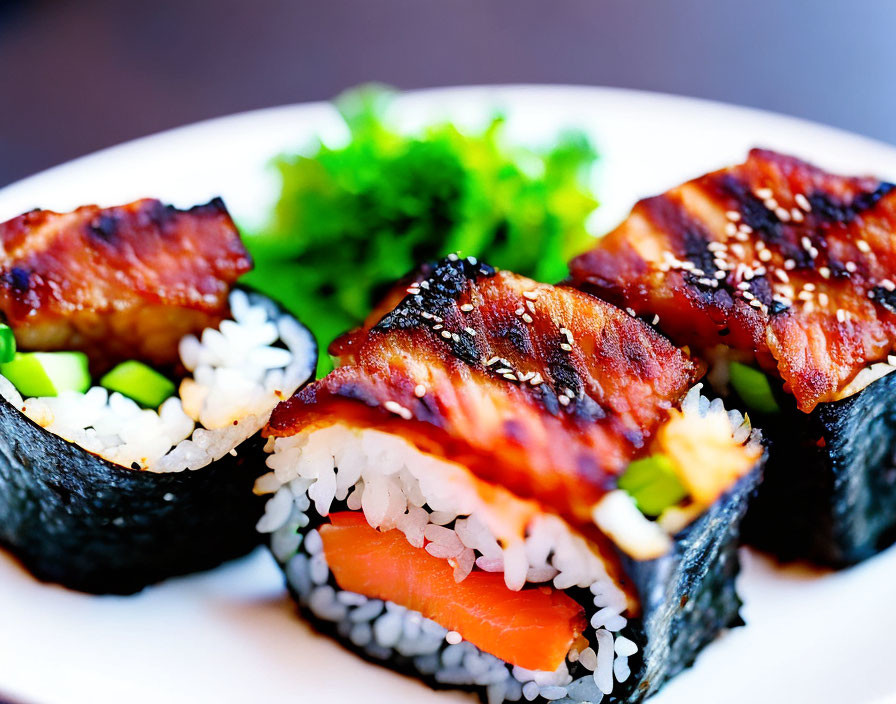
[798, 291, 813, 301]
[715, 270, 727, 279]
[725, 223, 738, 236]
[819, 267, 831, 279]
[558, 395, 571, 406]
[726, 210, 741, 221]
[433, 324, 443, 330]
[742, 290, 755, 300]
[451, 333, 460, 342]
[749, 298, 763, 308]
[560, 343, 573, 352]
[756, 187, 773, 200]
[758, 249, 772, 262]
[407, 288, 421, 295]
[465, 327, 477, 336]
[804, 283, 816, 291]
[774, 269, 790, 283]
[530, 373, 544, 386]
[526, 300, 536, 313]
[845, 261, 857, 273]
[460, 303, 474, 312]
[791, 208, 804, 222]
[523, 290, 538, 300]
[485, 357, 499, 366]
[836, 309, 846, 323]
[522, 313, 534, 324]
[414, 384, 426, 398]
[775, 207, 791, 222]
[804, 301, 816, 313]
[818, 292, 829, 307]
[795, 193, 811, 211]
[651, 314, 660, 325]
[857, 239, 871, 253]
[755, 240, 766, 251]
[737, 281, 752, 290]
[446, 631, 462, 645]
[384, 401, 412, 420]
[466, 256, 478, 265]
[809, 247, 819, 259]
[517, 371, 535, 382]
[732, 244, 746, 258]
[801, 236, 813, 251]
[495, 367, 512, 375]
[447, 253, 459, 261]
[784, 259, 796, 270]
[739, 224, 753, 234]
[883, 279, 896, 291]
[514, 307, 525, 316]
[441, 330, 452, 339]
[503, 373, 517, 381]
[420, 280, 430, 290]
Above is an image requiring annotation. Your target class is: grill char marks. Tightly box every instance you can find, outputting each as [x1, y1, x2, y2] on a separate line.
[268, 258, 701, 528]
[569, 148, 896, 412]
[0, 198, 252, 369]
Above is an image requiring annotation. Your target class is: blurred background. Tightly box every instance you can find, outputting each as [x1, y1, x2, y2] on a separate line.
[1, 0, 895, 187]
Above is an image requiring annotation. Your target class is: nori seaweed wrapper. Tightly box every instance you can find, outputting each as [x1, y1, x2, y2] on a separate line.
[740, 372, 896, 567]
[615, 461, 761, 702]
[278, 460, 762, 704]
[0, 296, 316, 595]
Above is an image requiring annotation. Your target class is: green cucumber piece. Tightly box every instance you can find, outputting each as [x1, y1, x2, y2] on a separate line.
[729, 361, 780, 414]
[100, 360, 175, 408]
[618, 454, 688, 517]
[0, 351, 91, 397]
[0, 324, 15, 364]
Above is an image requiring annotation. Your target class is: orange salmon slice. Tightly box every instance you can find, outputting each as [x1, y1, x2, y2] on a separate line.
[319, 511, 586, 671]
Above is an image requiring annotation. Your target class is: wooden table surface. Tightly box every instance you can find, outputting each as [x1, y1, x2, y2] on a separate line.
[1, 0, 895, 188]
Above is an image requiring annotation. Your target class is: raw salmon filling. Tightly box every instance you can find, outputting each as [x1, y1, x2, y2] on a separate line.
[256, 424, 640, 703]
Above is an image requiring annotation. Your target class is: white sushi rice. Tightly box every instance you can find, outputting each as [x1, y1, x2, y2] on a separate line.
[0, 290, 316, 472]
[256, 384, 757, 704]
[258, 424, 637, 703]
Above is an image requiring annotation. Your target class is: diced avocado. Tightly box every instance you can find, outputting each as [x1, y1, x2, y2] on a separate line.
[729, 361, 780, 414]
[0, 324, 15, 364]
[0, 351, 91, 397]
[618, 454, 689, 517]
[100, 360, 175, 408]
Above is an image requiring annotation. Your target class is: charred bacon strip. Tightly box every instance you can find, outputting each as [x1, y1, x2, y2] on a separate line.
[569, 149, 896, 412]
[0, 198, 252, 370]
[267, 257, 701, 528]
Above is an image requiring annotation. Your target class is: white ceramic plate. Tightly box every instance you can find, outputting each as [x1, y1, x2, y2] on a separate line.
[0, 86, 894, 704]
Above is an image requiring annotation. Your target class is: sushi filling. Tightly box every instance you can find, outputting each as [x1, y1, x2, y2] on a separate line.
[257, 387, 757, 703]
[0, 290, 315, 472]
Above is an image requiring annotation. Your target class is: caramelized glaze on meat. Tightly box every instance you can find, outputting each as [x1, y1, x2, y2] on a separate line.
[0, 198, 252, 370]
[569, 149, 896, 412]
[267, 257, 701, 528]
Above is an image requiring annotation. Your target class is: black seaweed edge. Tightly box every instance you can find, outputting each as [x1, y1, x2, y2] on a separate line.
[0, 290, 316, 595]
[738, 371, 896, 567]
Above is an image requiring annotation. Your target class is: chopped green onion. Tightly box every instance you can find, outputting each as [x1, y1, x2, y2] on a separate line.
[100, 360, 175, 408]
[729, 361, 780, 414]
[0, 352, 90, 397]
[618, 454, 688, 517]
[0, 324, 15, 364]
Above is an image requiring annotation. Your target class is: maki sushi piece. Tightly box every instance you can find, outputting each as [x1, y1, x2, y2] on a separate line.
[256, 257, 762, 703]
[569, 148, 896, 566]
[0, 198, 316, 593]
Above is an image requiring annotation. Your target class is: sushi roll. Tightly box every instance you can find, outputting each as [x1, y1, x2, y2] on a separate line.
[0, 198, 316, 593]
[256, 257, 762, 703]
[568, 148, 896, 566]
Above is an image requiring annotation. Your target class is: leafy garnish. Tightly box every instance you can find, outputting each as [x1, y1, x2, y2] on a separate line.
[242, 86, 599, 372]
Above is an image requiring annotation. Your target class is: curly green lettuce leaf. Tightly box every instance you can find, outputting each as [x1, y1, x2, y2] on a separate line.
[242, 86, 599, 373]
